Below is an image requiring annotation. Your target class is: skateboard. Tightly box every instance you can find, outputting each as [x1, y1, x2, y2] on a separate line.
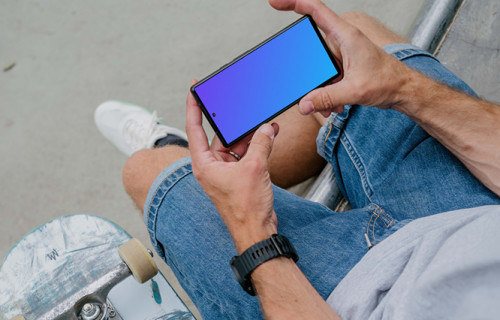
[0, 214, 195, 320]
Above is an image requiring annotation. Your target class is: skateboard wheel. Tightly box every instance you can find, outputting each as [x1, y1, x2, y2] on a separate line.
[118, 238, 158, 283]
[10, 316, 26, 320]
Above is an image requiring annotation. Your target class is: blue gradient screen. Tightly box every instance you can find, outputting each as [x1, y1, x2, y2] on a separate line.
[193, 17, 339, 146]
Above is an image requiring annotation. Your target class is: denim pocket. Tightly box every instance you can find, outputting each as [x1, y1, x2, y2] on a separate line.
[364, 203, 409, 247]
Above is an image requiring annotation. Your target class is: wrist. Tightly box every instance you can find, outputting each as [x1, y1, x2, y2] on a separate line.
[229, 217, 278, 254]
[392, 68, 436, 117]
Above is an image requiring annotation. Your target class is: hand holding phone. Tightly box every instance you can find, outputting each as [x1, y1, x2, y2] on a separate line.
[270, 0, 417, 115]
[186, 79, 280, 255]
[191, 15, 341, 147]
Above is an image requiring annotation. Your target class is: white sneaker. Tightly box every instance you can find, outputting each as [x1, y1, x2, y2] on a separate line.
[95, 100, 188, 157]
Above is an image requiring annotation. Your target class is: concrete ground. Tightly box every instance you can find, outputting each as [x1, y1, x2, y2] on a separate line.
[1, 0, 425, 318]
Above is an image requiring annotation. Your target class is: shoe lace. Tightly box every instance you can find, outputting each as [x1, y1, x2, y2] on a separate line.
[123, 111, 168, 151]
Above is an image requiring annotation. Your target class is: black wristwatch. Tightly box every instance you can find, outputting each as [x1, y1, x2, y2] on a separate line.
[230, 234, 299, 296]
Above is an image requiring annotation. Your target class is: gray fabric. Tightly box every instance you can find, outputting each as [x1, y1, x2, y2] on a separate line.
[327, 205, 500, 320]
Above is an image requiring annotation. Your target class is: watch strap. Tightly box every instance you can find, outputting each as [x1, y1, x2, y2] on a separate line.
[230, 234, 298, 295]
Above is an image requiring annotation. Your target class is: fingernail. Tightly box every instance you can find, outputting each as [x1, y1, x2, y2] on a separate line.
[260, 123, 275, 138]
[300, 100, 315, 115]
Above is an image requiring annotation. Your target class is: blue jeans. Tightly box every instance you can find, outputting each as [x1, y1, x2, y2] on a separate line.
[143, 44, 500, 319]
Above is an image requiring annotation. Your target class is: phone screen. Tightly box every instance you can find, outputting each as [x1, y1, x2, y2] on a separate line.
[191, 15, 340, 147]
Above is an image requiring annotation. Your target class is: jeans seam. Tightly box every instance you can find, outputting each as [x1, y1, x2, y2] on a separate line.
[146, 163, 193, 257]
[390, 48, 439, 62]
[323, 116, 335, 157]
[340, 132, 374, 202]
[146, 163, 192, 221]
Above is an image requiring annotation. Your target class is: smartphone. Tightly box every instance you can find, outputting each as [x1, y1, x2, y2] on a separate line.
[190, 15, 341, 147]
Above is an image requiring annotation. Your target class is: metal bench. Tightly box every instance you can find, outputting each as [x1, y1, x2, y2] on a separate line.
[304, 0, 499, 210]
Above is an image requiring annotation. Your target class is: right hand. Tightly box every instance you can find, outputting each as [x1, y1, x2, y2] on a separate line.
[270, 0, 414, 115]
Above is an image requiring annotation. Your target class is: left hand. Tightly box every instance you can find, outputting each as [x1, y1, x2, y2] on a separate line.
[186, 80, 280, 253]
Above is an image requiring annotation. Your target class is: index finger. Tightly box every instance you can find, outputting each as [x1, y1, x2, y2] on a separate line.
[269, 0, 350, 37]
[186, 79, 211, 163]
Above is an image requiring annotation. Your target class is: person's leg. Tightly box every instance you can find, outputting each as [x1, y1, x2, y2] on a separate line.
[94, 100, 192, 210]
[112, 112, 374, 318]
[143, 157, 384, 319]
[122, 146, 190, 209]
[268, 108, 326, 188]
[120, 109, 325, 208]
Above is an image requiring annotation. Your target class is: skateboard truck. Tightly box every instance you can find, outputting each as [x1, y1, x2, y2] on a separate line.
[80, 301, 118, 320]
[10, 238, 158, 320]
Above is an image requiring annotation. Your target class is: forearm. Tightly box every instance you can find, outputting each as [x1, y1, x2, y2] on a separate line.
[251, 257, 341, 320]
[394, 69, 500, 196]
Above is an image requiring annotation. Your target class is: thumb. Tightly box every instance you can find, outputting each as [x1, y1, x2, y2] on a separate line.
[298, 82, 352, 114]
[244, 123, 277, 163]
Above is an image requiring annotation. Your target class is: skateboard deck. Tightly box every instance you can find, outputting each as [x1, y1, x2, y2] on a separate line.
[0, 214, 194, 320]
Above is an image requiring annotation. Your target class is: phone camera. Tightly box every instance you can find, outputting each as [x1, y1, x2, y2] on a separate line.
[212, 113, 216, 117]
